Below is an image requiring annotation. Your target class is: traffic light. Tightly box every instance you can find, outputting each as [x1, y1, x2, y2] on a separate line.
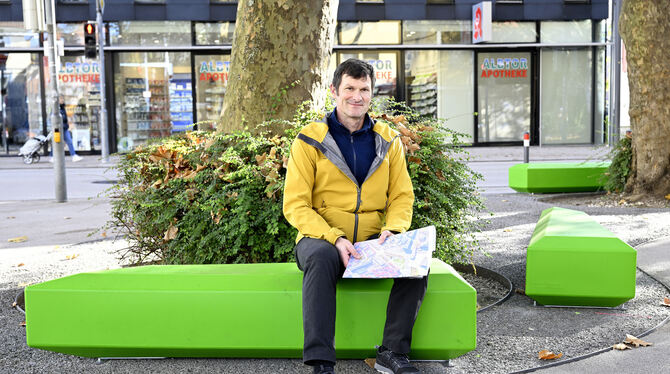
[84, 23, 97, 59]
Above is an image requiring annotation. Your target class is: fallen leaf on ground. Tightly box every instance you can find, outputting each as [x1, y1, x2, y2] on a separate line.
[613, 343, 631, 350]
[101, 231, 107, 238]
[501, 199, 508, 202]
[12, 301, 17, 307]
[661, 297, 670, 307]
[65, 254, 79, 260]
[624, 334, 652, 347]
[515, 288, 526, 295]
[538, 350, 563, 360]
[503, 228, 513, 232]
[7, 236, 28, 243]
[364, 358, 376, 369]
[17, 263, 24, 267]
[18, 282, 30, 288]
[7, 216, 16, 219]
[19, 321, 26, 327]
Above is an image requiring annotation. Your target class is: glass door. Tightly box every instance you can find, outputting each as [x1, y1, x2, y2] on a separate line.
[477, 52, 531, 142]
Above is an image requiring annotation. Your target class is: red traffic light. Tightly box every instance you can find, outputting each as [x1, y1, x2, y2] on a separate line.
[85, 23, 95, 36]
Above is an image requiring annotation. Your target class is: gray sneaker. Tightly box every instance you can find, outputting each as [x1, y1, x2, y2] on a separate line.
[374, 345, 420, 374]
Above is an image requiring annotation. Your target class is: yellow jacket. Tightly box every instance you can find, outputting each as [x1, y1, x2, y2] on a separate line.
[283, 118, 414, 245]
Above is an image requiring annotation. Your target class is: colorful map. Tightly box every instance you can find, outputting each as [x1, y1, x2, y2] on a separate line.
[343, 226, 436, 279]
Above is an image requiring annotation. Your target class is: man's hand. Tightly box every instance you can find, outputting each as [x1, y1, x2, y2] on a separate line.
[378, 230, 394, 244]
[335, 237, 360, 267]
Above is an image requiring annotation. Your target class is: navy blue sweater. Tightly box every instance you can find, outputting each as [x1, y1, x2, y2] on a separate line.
[327, 109, 376, 187]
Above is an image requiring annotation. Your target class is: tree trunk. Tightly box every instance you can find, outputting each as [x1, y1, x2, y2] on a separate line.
[619, 0, 670, 197]
[217, 0, 338, 134]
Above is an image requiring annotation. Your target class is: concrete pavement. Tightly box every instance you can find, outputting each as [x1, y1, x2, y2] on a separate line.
[537, 237, 670, 374]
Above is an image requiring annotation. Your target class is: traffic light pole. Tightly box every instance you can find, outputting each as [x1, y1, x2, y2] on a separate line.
[44, 0, 67, 202]
[96, 0, 109, 163]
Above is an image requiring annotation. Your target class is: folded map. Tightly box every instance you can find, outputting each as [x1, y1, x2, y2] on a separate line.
[343, 226, 436, 279]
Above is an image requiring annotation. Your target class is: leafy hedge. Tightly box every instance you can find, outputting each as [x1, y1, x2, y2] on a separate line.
[106, 101, 484, 265]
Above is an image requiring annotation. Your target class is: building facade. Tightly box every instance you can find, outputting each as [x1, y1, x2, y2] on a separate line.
[0, 0, 610, 154]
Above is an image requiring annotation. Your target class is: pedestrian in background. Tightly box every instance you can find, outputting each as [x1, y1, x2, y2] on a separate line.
[50, 98, 82, 163]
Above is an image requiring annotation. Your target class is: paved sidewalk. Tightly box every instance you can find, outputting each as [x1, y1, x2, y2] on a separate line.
[0, 154, 119, 170]
[538, 237, 670, 374]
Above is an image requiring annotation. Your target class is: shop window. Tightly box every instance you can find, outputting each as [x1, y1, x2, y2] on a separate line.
[194, 55, 230, 129]
[490, 22, 536, 43]
[58, 56, 102, 151]
[540, 49, 592, 144]
[405, 50, 474, 143]
[540, 21, 592, 43]
[338, 52, 398, 100]
[195, 22, 235, 46]
[114, 52, 192, 152]
[0, 53, 43, 149]
[109, 21, 191, 47]
[477, 52, 532, 142]
[0, 22, 40, 48]
[594, 20, 607, 43]
[403, 20, 471, 45]
[57, 23, 85, 46]
[339, 21, 401, 45]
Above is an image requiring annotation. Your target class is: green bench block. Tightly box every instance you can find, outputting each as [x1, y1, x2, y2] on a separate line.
[525, 207, 637, 307]
[509, 162, 610, 193]
[26, 259, 476, 360]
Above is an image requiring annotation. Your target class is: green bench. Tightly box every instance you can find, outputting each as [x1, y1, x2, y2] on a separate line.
[508, 161, 610, 193]
[25, 259, 476, 360]
[525, 207, 637, 307]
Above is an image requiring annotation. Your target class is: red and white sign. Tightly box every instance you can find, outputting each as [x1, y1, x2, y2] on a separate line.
[472, 2, 492, 44]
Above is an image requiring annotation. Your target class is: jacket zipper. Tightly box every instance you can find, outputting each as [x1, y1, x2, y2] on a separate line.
[350, 134, 361, 243]
[353, 187, 361, 243]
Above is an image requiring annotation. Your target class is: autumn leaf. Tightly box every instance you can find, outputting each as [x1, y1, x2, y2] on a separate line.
[12, 301, 17, 308]
[538, 350, 563, 360]
[613, 343, 631, 350]
[255, 153, 267, 165]
[101, 231, 107, 238]
[65, 254, 79, 260]
[624, 334, 652, 347]
[282, 155, 289, 168]
[17, 263, 24, 267]
[503, 228, 512, 232]
[665, 194, 670, 200]
[8, 236, 28, 243]
[19, 321, 26, 327]
[661, 297, 670, 307]
[364, 358, 376, 369]
[164, 221, 178, 241]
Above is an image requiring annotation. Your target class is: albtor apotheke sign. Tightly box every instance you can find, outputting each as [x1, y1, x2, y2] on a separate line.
[472, 1, 492, 44]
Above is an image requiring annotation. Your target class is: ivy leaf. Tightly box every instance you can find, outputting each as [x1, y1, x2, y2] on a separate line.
[538, 350, 563, 360]
[624, 334, 652, 347]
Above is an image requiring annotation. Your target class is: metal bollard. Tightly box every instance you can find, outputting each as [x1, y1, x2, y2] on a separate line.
[523, 131, 530, 163]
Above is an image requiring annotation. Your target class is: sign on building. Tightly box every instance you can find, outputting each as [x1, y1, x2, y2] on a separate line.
[472, 2, 492, 44]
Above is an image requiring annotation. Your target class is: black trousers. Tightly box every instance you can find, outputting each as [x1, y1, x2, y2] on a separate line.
[295, 237, 428, 365]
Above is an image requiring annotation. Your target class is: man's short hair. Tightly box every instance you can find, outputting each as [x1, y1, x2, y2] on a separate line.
[332, 58, 375, 93]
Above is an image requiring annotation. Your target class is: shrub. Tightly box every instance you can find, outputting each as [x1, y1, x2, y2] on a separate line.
[603, 134, 632, 193]
[106, 100, 484, 265]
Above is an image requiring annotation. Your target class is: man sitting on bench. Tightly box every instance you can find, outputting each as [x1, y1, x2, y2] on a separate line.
[283, 58, 427, 374]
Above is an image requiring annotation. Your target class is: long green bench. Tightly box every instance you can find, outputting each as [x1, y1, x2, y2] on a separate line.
[508, 161, 610, 193]
[525, 207, 636, 307]
[25, 259, 476, 360]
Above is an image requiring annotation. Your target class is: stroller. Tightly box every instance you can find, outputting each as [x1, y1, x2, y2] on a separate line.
[18, 132, 52, 164]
